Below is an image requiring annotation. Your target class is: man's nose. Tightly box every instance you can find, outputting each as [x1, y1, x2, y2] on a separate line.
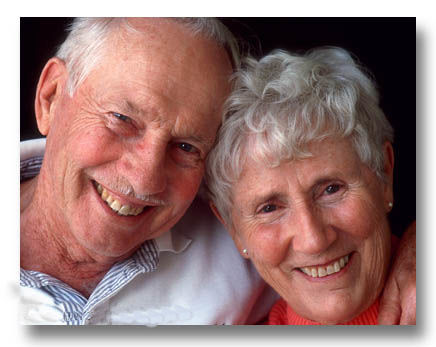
[291, 204, 337, 255]
[119, 138, 168, 196]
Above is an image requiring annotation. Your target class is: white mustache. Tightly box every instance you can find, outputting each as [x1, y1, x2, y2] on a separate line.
[94, 178, 166, 205]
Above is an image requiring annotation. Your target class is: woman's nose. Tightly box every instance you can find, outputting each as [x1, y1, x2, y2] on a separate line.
[291, 204, 337, 255]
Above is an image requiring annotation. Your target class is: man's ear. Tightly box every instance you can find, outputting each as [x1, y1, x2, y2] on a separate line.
[209, 202, 248, 258]
[382, 141, 395, 208]
[35, 57, 68, 135]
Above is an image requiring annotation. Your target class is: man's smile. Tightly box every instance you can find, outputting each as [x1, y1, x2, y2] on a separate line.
[93, 180, 154, 217]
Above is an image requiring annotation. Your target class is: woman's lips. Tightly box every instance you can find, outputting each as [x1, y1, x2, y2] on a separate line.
[299, 253, 352, 278]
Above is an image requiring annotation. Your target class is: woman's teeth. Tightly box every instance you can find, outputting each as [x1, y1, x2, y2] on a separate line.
[96, 183, 144, 216]
[300, 254, 349, 278]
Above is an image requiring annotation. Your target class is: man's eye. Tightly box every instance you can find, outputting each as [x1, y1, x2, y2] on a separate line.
[260, 204, 277, 214]
[177, 143, 197, 153]
[171, 142, 201, 167]
[112, 112, 131, 123]
[324, 184, 341, 195]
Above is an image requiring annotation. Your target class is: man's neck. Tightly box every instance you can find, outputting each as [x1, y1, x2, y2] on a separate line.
[20, 175, 117, 298]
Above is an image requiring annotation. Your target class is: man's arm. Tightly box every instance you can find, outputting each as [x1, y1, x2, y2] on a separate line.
[378, 221, 416, 325]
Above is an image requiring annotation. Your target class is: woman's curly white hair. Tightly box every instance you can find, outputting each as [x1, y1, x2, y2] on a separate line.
[206, 47, 394, 225]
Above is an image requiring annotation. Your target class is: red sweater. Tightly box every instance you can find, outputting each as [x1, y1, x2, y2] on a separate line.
[268, 298, 380, 325]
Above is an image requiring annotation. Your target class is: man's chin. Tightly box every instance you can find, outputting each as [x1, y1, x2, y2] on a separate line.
[75, 230, 145, 261]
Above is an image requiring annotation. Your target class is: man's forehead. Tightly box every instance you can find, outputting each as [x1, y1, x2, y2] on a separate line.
[112, 18, 211, 52]
[124, 17, 179, 33]
[103, 18, 232, 79]
[79, 18, 231, 149]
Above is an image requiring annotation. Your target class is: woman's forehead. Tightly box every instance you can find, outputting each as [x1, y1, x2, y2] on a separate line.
[245, 135, 354, 166]
[239, 137, 361, 183]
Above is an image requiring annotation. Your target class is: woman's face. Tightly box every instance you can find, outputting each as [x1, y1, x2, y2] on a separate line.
[228, 138, 394, 324]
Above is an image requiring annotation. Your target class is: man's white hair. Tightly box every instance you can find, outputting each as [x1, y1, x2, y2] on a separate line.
[206, 47, 394, 226]
[56, 17, 240, 96]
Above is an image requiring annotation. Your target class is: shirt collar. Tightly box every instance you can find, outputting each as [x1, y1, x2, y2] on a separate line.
[154, 229, 192, 254]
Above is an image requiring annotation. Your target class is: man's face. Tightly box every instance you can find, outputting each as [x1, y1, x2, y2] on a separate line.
[41, 19, 232, 260]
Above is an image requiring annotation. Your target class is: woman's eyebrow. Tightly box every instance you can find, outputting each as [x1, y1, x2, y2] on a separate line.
[246, 176, 344, 206]
[247, 191, 288, 210]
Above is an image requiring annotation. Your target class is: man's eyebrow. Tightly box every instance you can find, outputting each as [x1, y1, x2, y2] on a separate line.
[121, 100, 143, 115]
[117, 99, 214, 148]
[179, 134, 214, 150]
[312, 177, 337, 187]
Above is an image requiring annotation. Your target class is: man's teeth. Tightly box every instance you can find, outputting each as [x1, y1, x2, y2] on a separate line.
[300, 255, 349, 278]
[96, 183, 144, 216]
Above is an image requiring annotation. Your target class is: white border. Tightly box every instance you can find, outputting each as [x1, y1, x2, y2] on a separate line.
[5, 1, 432, 345]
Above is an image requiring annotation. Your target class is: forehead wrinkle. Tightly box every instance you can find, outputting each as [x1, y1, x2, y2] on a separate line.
[236, 163, 288, 210]
[116, 81, 216, 134]
[121, 99, 144, 117]
[114, 92, 171, 127]
[118, 20, 230, 114]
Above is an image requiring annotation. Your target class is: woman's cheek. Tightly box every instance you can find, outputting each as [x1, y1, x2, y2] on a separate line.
[248, 224, 288, 266]
[332, 194, 377, 240]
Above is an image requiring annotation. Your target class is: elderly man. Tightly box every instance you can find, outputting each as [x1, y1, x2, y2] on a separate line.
[20, 18, 415, 325]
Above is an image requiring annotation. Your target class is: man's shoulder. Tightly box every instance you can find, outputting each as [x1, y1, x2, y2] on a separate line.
[21, 138, 46, 161]
[20, 138, 46, 183]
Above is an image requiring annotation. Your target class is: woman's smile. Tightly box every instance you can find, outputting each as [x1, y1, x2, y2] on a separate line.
[296, 252, 352, 279]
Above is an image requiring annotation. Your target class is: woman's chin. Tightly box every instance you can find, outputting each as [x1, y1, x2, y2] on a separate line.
[314, 312, 356, 325]
[306, 310, 358, 325]
[295, 297, 363, 325]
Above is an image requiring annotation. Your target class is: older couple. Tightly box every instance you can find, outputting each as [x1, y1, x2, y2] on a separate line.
[20, 18, 415, 325]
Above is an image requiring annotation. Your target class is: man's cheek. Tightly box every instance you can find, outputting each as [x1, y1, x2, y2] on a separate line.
[173, 169, 204, 202]
[71, 128, 119, 167]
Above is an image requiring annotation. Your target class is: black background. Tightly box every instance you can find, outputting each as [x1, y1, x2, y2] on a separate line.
[20, 17, 415, 236]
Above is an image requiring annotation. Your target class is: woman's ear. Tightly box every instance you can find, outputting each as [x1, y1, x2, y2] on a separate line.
[209, 202, 249, 258]
[382, 141, 395, 208]
[35, 57, 68, 135]
[209, 202, 227, 227]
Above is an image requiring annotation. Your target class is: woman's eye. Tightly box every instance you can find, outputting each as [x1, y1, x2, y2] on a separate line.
[112, 112, 131, 123]
[260, 204, 277, 214]
[324, 184, 341, 195]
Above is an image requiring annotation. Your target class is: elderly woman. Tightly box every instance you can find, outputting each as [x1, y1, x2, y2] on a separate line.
[206, 47, 402, 325]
